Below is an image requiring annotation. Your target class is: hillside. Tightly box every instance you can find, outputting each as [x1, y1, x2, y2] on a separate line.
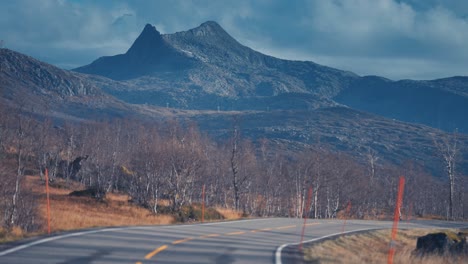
[1, 44, 468, 177]
[335, 76, 468, 133]
[188, 107, 468, 177]
[0, 48, 172, 122]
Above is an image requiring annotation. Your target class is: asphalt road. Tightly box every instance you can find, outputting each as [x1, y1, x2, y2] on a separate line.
[0, 218, 466, 264]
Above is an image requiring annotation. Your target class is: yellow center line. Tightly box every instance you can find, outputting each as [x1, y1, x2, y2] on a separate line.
[141, 224, 305, 261]
[145, 244, 168, 260]
[135, 262, 142, 264]
[225, 231, 246, 235]
[172, 237, 194, 245]
[200, 233, 221, 238]
[275, 225, 297, 230]
[251, 228, 270, 233]
[305, 223, 320, 226]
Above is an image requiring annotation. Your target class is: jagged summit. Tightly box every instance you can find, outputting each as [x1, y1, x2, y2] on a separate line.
[190, 21, 228, 37]
[74, 23, 195, 80]
[163, 20, 263, 69]
[143, 23, 159, 32]
[166, 20, 241, 48]
[125, 23, 170, 59]
[126, 24, 164, 56]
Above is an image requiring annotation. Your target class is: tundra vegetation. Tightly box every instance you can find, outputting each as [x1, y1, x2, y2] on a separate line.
[0, 105, 467, 239]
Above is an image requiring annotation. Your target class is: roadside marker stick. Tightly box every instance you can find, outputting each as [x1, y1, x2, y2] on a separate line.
[341, 200, 352, 233]
[45, 168, 51, 235]
[387, 176, 405, 264]
[299, 186, 313, 251]
[202, 184, 205, 223]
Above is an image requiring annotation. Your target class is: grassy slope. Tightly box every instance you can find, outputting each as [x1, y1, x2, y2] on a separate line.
[304, 229, 467, 264]
[0, 175, 242, 243]
[27, 176, 175, 232]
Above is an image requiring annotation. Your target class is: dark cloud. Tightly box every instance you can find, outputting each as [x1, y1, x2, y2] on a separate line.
[1, 0, 467, 80]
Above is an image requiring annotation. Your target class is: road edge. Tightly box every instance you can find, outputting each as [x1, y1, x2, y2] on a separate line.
[274, 227, 382, 264]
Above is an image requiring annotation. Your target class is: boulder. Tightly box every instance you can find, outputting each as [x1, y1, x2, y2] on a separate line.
[69, 187, 106, 200]
[415, 231, 467, 256]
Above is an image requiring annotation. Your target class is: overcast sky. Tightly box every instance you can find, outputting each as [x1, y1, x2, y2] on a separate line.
[1, 0, 468, 80]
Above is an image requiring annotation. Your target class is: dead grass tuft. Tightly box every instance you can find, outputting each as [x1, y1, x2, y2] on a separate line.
[304, 228, 467, 264]
[215, 207, 243, 220]
[0, 227, 31, 243]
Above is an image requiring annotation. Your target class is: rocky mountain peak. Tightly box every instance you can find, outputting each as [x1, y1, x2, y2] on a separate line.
[166, 21, 239, 48]
[74, 23, 195, 80]
[126, 23, 165, 56]
[192, 21, 226, 37]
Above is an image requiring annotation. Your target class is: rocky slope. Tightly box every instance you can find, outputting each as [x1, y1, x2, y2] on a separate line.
[0, 48, 135, 121]
[1, 48, 100, 97]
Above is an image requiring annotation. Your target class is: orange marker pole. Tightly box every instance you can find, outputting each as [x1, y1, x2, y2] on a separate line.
[299, 186, 313, 251]
[201, 184, 205, 223]
[341, 200, 352, 233]
[45, 168, 51, 235]
[387, 176, 405, 264]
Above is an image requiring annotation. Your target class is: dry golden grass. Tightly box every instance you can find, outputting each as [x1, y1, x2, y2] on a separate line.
[304, 228, 467, 264]
[2, 176, 243, 243]
[26, 176, 174, 233]
[215, 206, 243, 220]
[0, 227, 29, 243]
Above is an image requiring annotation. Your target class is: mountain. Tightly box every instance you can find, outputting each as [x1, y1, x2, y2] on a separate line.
[74, 24, 197, 80]
[0, 48, 136, 121]
[2, 21, 468, 177]
[74, 21, 468, 133]
[75, 21, 356, 109]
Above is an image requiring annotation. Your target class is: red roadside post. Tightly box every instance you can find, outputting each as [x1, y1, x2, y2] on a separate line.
[45, 168, 51, 235]
[201, 184, 205, 223]
[341, 200, 352, 233]
[387, 176, 405, 264]
[299, 186, 313, 251]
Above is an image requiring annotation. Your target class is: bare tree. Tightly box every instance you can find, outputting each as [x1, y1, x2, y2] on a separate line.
[230, 124, 241, 211]
[0, 108, 39, 231]
[432, 131, 458, 220]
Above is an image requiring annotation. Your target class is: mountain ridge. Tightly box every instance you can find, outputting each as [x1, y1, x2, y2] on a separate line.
[75, 21, 357, 99]
[2, 47, 468, 177]
[72, 21, 468, 133]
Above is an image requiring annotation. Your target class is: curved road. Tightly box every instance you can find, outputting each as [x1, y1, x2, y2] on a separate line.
[0, 218, 466, 263]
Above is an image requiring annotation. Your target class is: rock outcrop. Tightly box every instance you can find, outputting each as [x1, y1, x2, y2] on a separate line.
[415, 231, 468, 256]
